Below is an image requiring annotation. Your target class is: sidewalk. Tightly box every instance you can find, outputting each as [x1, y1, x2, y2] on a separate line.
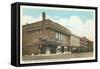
[22, 52, 93, 61]
[26, 52, 71, 57]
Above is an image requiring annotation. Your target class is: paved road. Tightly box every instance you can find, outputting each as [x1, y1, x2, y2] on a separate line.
[22, 52, 93, 61]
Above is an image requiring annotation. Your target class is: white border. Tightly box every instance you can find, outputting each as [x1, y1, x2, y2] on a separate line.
[21, 5, 95, 12]
[20, 5, 96, 64]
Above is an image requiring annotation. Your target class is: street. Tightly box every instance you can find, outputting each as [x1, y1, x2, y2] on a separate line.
[22, 52, 94, 61]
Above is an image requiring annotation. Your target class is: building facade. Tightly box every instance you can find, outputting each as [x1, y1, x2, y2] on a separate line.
[87, 40, 93, 52]
[80, 37, 88, 47]
[22, 12, 71, 55]
[70, 34, 81, 53]
[71, 34, 80, 47]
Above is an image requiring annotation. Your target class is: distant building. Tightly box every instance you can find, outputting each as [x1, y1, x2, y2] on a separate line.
[22, 12, 71, 55]
[87, 40, 93, 47]
[79, 37, 94, 52]
[71, 34, 80, 47]
[70, 34, 81, 53]
[80, 37, 88, 47]
[87, 40, 93, 52]
[70, 35, 93, 53]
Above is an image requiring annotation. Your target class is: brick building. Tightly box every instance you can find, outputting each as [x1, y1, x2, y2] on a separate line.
[80, 37, 88, 47]
[87, 40, 93, 52]
[22, 12, 71, 55]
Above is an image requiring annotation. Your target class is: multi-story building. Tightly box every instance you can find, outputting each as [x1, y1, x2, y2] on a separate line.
[87, 40, 93, 52]
[71, 34, 80, 47]
[80, 37, 88, 47]
[87, 40, 93, 47]
[70, 34, 81, 53]
[22, 12, 71, 55]
[79, 37, 93, 52]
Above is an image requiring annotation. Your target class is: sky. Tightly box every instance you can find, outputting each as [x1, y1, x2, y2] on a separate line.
[20, 6, 95, 41]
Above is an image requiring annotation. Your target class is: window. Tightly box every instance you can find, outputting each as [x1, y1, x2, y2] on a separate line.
[62, 34, 64, 41]
[56, 32, 65, 41]
[56, 33, 58, 39]
[60, 33, 64, 41]
[63, 35, 65, 41]
[59, 33, 60, 40]
[60, 33, 62, 41]
[56, 32, 59, 40]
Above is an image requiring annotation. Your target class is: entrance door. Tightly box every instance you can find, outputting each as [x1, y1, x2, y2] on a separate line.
[57, 46, 61, 54]
[46, 47, 50, 54]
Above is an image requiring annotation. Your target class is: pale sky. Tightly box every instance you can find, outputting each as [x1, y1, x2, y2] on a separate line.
[20, 6, 95, 41]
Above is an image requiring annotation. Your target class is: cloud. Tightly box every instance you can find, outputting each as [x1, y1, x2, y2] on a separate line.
[66, 16, 83, 36]
[82, 19, 95, 41]
[21, 15, 42, 25]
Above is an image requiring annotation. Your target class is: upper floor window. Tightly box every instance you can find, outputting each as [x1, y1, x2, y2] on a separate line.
[56, 32, 65, 41]
[56, 32, 59, 40]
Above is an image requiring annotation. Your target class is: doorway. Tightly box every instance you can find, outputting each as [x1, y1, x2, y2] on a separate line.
[46, 46, 50, 54]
